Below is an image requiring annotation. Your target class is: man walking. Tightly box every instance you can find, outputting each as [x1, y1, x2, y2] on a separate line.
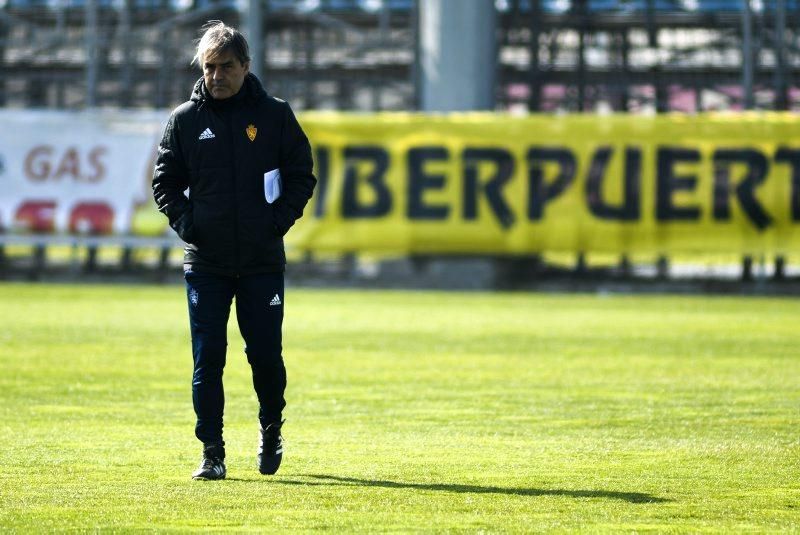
[152, 21, 316, 480]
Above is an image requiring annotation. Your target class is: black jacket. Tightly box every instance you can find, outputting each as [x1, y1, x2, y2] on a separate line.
[152, 73, 316, 275]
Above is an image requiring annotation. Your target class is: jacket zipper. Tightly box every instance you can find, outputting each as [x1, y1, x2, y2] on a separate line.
[227, 114, 240, 276]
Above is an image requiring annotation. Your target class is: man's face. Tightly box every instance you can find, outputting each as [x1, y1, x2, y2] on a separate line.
[203, 48, 249, 100]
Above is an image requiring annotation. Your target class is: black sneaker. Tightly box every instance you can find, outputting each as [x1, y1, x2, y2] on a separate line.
[192, 442, 226, 480]
[258, 420, 285, 475]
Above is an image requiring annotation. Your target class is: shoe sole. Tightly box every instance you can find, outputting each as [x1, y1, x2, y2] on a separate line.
[258, 453, 283, 475]
[192, 474, 226, 481]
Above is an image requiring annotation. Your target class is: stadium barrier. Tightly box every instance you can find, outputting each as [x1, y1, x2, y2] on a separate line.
[1, 110, 798, 268]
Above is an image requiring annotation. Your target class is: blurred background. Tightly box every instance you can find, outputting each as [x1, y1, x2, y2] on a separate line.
[1, 0, 798, 112]
[0, 0, 799, 289]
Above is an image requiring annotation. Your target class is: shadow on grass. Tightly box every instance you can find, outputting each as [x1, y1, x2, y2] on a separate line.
[258, 474, 669, 504]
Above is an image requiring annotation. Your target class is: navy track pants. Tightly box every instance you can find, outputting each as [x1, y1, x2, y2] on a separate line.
[185, 270, 286, 445]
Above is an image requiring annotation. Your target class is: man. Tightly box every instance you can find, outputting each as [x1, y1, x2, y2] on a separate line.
[152, 21, 316, 480]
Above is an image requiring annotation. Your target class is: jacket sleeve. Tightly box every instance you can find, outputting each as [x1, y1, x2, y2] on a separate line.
[273, 103, 317, 236]
[152, 112, 193, 243]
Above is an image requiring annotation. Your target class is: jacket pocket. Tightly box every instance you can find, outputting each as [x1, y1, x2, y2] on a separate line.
[171, 209, 195, 244]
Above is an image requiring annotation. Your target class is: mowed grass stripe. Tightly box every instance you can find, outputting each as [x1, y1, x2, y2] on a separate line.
[0, 283, 797, 532]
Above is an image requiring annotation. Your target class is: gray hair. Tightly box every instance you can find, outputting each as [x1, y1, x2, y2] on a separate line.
[192, 21, 250, 67]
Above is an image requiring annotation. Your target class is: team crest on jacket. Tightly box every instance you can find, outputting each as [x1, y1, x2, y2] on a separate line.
[246, 124, 257, 142]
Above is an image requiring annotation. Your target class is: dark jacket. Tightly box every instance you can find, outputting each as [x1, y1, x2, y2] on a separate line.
[152, 73, 316, 276]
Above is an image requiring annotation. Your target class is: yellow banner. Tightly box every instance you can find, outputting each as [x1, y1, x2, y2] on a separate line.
[286, 112, 800, 256]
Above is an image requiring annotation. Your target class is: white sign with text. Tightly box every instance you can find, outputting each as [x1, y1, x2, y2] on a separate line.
[0, 110, 167, 234]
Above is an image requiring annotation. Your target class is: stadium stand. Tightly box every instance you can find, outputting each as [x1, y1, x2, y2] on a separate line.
[0, 0, 796, 111]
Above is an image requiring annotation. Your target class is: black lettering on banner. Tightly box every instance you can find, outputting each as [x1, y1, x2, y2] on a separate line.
[527, 148, 576, 220]
[585, 146, 642, 221]
[313, 146, 329, 218]
[712, 149, 771, 230]
[656, 147, 701, 221]
[462, 148, 515, 229]
[775, 147, 800, 221]
[407, 147, 450, 220]
[342, 146, 391, 218]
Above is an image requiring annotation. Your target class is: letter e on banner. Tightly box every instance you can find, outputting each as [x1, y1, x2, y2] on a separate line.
[656, 147, 701, 221]
[407, 147, 450, 220]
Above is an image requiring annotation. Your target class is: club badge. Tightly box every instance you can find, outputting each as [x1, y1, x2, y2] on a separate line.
[246, 124, 257, 142]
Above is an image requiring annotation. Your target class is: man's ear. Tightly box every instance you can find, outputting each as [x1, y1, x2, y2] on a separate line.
[243, 61, 251, 75]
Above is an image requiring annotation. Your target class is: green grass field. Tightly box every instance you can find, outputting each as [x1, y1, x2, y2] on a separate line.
[0, 283, 797, 532]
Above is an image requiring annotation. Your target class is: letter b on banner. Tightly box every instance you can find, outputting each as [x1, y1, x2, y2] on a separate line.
[342, 146, 391, 218]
